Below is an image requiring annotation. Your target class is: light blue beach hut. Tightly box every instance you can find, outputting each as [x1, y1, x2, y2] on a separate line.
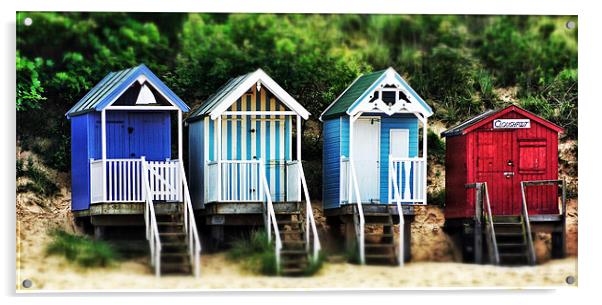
[320, 67, 433, 265]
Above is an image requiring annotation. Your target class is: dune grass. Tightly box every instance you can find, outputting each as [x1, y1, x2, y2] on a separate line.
[46, 229, 119, 268]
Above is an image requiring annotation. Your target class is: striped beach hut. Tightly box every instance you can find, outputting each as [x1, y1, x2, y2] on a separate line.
[186, 69, 320, 275]
[186, 68, 310, 207]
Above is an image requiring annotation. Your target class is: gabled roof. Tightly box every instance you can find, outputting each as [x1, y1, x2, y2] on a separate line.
[66, 64, 189, 118]
[320, 67, 433, 120]
[441, 105, 564, 137]
[186, 69, 310, 122]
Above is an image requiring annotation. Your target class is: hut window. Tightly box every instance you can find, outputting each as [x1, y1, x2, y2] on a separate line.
[518, 139, 547, 174]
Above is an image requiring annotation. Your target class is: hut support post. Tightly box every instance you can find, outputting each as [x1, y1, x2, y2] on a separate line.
[178, 110, 183, 162]
[474, 184, 483, 264]
[217, 116, 222, 202]
[101, 109, 107, 202]
[422, 116, 428, 204]
[296, 115, 301, 161]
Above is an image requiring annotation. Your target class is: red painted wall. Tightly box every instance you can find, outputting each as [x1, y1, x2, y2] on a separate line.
[445, 110, 560, 219]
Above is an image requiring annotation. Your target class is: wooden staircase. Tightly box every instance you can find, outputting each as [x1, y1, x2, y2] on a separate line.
[156, 211, 193, 275]
[488, 216, 535, 266]
[276, 210, 309, 276]
[361, 209, 398, 265]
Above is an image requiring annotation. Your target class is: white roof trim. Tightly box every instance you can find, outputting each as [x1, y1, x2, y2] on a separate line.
[347, 67, 432, 118]
[104, 75, 181, 110]
[209, 69, 310, 120]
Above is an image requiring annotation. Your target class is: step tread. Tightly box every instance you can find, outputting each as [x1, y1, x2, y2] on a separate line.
[497, 242, 526, 247]
[499, 253, 528, 257]
[365, 233, 394, 237]
[157, 222, 184, 226]
[281, 249, 308, 255]
[280, 230, 303, 235]
[365, 253, 396, 259]
[495, 232, 525, 236]
[159, 232, 186, 236]
[365, 243, 395, 248]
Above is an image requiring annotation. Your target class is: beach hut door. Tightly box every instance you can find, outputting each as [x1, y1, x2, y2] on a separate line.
[352, 118, 380, 202]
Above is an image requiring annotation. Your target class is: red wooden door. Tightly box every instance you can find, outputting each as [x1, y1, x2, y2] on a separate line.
[475, 131, 516, 215]
[514, 138, 558, 214]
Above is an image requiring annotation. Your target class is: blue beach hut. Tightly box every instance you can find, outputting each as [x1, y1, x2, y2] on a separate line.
[320, 67, 433, 265]
[66, 64, 201, 277]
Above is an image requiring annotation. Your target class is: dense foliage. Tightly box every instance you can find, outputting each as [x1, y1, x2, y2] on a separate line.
[16, 13, 578, 194]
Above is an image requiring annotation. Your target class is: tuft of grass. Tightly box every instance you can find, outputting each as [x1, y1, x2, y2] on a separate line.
[344, 240, 360, 264]
[227, 230, 278, 276]
[46, 229, 119, 267]
[304, 252, 326, 276]
[16, 156, 59, 196]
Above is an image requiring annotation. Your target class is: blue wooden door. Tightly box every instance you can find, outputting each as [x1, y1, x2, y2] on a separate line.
[127, 112, 170, 161]
[104, 113, 128, 159]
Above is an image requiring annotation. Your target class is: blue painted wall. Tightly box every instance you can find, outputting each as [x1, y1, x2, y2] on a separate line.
[93, 111, 171, 161]
[377, 113, 419, 203]
[70, 110, 172, 211]
[188, 118, 205, 209]
[322, 113, 419, 209]
[322, 117, 342, 209]
[71, 113, 93, 211]
[189, 87, 295, 205]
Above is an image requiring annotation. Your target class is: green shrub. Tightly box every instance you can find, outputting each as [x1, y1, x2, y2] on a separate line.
[46, 229, 119, 267]
[427, 129, 445, 165]
[304, 251, 326, 276]
[227, 230, 278, 276]
[428, 189, 446, 208]
[16, 158, 25, 178]
[17, 157, 59, 196]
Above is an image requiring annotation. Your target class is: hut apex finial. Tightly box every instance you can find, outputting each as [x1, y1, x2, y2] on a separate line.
[136, 83, 157, 105]
[256, 80, 262, 92]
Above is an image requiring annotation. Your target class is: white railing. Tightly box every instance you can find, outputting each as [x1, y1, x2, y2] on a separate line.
[90, 158, 181, 203]
[90, 159, 104, 203]
[259, 159, 282, 274]
[388, 157, 426, 204]
[179, 162, 202, 277]
[147, 160, 181, 201]
[296, 161, 321, 262]
[342, 157, 365, 264]
[389, 161, 405, 267]
[105, 158, 144, 202]
[206, 160, 262, 202]
[141, 160, 162, 277]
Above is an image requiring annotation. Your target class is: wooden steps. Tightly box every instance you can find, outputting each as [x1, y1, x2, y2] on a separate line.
[488, 216, 534, 266]
[276, 212, 309, 276]
[361, 209, 398, 265]
[156, 212, 193, 275]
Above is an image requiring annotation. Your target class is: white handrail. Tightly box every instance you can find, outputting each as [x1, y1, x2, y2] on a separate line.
[259, 160, 282, 274]
[141, 157, 162, 277]
[389, 158, 405, 267]
[347, 158, 365, 265]
[297, 162, 321, 262]
[179, 162, 202, 277]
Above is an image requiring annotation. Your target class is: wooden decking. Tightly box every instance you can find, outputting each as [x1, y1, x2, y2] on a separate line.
[324, 203, 415, 217]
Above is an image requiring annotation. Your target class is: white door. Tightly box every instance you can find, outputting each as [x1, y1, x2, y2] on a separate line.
[352, 117, 380, 203]
[390, 129, 410, 158]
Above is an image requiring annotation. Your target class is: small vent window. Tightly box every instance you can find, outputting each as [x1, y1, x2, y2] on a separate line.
[518, 139, 547, 174]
